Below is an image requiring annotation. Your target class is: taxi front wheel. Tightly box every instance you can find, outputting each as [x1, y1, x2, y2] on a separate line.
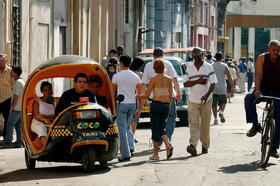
[25, 149, 36, 169]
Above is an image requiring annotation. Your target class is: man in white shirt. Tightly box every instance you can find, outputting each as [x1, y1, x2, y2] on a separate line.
[183, 47, 217, 156]
[142, 48, 182, 143]
[112, 55, 142, 162]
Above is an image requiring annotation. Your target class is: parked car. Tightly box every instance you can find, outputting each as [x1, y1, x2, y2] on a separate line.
[140, 56, 188, 126]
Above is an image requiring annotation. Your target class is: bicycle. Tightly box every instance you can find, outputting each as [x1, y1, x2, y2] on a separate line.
[256, 95, 280, 168]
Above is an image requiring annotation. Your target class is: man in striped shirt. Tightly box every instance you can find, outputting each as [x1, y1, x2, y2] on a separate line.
[183, 48, 217, 156]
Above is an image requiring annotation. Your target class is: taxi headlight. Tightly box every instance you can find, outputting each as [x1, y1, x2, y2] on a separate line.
[73, 110, 101, 119]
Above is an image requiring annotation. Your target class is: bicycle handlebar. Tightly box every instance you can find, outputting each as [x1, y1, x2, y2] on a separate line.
[254, 95, 280, 104]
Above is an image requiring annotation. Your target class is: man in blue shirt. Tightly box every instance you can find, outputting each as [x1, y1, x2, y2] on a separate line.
[237, 57, 247, 92]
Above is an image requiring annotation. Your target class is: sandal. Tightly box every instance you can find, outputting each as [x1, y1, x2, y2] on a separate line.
[149, 154, 159, 160]
[166, 144, 173, 159]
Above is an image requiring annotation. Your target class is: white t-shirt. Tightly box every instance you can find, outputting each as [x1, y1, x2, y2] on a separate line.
[37, 98, 56, 116]
[12, 78, 25, 111]
[112, 69, 141, 104]
[247, 61, 255, 73]
[142, 59, 177, 97]
[183, 61, 217, 104]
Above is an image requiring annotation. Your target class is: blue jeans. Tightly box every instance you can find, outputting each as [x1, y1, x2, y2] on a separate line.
[117, 103, 136, 158]
[247, 72, 254, 92]
[166, 97, 176, 140]
[244, 88, 280, 149]
[5, 110, 22, 144]
[158, 98, 176, 145]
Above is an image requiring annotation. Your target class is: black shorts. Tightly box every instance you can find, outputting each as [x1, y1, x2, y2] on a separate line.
[212, 94, 227, 108]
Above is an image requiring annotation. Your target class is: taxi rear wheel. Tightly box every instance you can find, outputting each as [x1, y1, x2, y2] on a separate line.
[99, 161, 108, 168]
[82, 147, 97, 172]
[25, 149, 36, 169]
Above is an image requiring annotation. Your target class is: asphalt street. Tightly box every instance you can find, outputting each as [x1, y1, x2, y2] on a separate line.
[1, 93, 280, 186]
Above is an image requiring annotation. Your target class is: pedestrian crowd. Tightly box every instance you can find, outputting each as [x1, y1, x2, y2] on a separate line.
[1, 40, 280, 162]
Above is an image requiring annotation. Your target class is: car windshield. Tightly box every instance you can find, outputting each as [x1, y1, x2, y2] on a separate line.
[167, 59, 182, 76]
[141, 58, 183, 76]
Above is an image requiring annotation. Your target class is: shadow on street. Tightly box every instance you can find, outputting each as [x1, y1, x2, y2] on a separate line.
[0, 165, 111, 184]
[218, 160, 276, 173]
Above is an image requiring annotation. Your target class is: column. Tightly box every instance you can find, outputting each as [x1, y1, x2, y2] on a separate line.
[146, 0, 155, 49]
[248, 27, 255, 58]
[234, 27, 241, 61]
[270, 28, 277, 40]
[100, 0, 108, 58]
[227, 27, 233, 58]
[89, 0, 101, 62]
[154, 0, 166, 48]
[72, 0, 81, 55]
[108, 0, 116, 50]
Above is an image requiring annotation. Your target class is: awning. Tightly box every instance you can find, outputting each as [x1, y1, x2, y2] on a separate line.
[139, 47, 205, 55]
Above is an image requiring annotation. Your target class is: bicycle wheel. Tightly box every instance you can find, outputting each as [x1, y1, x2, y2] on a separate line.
[260, 119, 275, 168]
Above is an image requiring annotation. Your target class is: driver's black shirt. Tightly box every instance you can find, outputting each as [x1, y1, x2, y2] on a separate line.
[55, 88, 96, 115]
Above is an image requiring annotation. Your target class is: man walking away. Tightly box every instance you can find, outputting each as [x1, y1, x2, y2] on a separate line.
[205, 54, 214, 64]
[101, 49, 118, 69]
[183, 47, 217, 156]
[212, 52, 234, 125]
[112, 55, 142, 162]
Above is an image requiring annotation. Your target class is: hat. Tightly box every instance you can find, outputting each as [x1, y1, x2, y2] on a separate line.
[153, 47, 164, 57]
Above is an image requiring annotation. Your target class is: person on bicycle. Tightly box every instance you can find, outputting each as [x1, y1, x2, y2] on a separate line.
[244, 40, 280, 158]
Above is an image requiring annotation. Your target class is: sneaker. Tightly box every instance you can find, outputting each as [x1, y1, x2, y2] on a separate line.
[134, 138, 138, 143]
[202, 147, 208, 154]
[13, 141, 23, 148]
[186, 145, 197, 156]
[118, 157, 131, 162]
[270, 149, 279, 158]
[2, 142, 13, 148]
[219, 113, 225, 123]
[213, 119, 218, 125]
[130, 149, 134, 157]
[246, 123, 261, 137]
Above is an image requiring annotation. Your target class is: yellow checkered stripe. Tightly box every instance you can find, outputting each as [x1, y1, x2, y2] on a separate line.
[50, 128, 74, 136]
[105, 126, 119, 135]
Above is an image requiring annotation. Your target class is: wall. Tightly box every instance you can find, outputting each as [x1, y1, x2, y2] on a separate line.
[0, 0, 6, 54]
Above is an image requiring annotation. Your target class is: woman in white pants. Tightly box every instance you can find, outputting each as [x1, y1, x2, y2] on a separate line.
[31, 81, 56, 146]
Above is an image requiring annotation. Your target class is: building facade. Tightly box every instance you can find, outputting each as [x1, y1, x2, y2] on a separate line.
[0, 0, 125, 81]
[190, 0, 218, 54]
[225, 0, 280, 60]
[142, 0, 192, 51]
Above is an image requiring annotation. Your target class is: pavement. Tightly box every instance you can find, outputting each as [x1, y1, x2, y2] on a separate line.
[1, 92, 280, 186]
